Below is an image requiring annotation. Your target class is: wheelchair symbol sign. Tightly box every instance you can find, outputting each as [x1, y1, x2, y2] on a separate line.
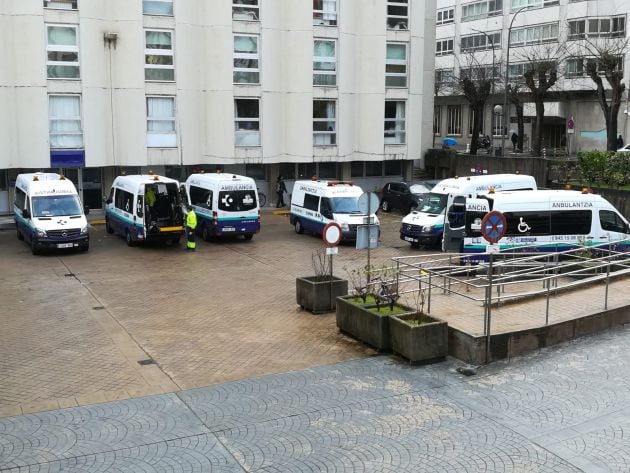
[481, 211, 507, 243]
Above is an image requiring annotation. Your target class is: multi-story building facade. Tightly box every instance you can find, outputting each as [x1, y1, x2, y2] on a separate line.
[434, 0, 629, 155]
[0, 0, 436, 212]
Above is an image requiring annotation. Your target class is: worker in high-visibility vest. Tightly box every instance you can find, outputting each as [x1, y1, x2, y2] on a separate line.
[185, 204, 197, 251]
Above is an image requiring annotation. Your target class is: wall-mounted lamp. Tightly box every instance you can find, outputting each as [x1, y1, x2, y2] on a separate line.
[104, 32, 118, 48]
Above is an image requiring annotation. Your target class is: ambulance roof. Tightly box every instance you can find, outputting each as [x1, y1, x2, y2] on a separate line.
[432, 174, 537, 195]
[16, 173, 78, 195]
[186, 173, 255, 186]
[294, 180, 363, 195]
[114, 174, 179, 187]
[485, 189, 606, 206]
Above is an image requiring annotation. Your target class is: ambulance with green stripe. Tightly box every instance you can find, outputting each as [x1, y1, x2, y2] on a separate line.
[184, 173, 260, 241]
[14, 172, 89, 255]
[105, 174, 184, 246]
[399, 174, 537, 248]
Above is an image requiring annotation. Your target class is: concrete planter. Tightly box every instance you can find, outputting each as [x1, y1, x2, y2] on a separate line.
[336, 296, 413, 352]
[390, 313, 448, 364]
[296, 276, 348, 314]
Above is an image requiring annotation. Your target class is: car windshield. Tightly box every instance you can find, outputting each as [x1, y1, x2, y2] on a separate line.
[32, 195, 82, 217]
[330, 197, 361, 214]
[409, 184, 431, 195]
[418, 193, 448, 215]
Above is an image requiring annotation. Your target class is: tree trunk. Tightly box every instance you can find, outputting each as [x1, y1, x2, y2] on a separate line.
[532, 99, 545, 156]
[516, 104, 525, 152]
[469, 103, 484, 155]
[608, 82, 623, 151]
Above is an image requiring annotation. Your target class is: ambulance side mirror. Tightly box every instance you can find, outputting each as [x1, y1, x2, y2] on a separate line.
[22, 208, 30, 219]
[84, 205, 90, 215]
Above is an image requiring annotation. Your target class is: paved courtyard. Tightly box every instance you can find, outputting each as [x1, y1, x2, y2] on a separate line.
[0, 210, 429, 417]
[3, 328, 630, 471]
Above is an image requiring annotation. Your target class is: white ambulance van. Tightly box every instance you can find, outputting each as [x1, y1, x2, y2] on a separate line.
[399, 174, 537, 248]
[14, 172, 90, 254]
[290, 180, 379, 240]
[105, 174, 184, 246]
[184, 173, 260, 241]
[461, 189, 630, 258]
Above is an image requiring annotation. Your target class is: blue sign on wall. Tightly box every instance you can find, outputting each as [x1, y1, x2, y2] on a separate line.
[50, 149, 85, 168]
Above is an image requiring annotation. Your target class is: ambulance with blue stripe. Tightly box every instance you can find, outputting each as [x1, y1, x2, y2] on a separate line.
[14, 172, 89, 255]
[105, 174, 184, 246]
[290, 180, 379, 240]
[399, 174, 537, 248]
[184, 173, 260, 241]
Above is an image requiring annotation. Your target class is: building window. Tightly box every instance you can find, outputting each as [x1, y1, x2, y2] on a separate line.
[568, 20, 586, 40]
[433, 106, 441, 135]
[565, 58, 585, 77]
[366, 161, 383, 177]
[461, 32, 501, 52]
[146, 96, 176, 148]
[386, 43, 408, 87]
[145, 30, 174, 81]
[44, 0, 77, 9]
[49, 95, 83, 148]
[462, 0, 502, 22]
[143, 0, 173, 15]
[234, 98, 260, 146]
[233, 0, 259, 21]
[233, 35, 260, 84]
[313, 100, 336, 146]
[492, 105, 505, 136]
[384, 101, 406, 144]
[508, 62, 531, 79]
[578, 16, 626, 38]
[447, 105, 462, 135]
[510, 22, 559, 46]
[435, 69, 454, 85]
[387, 1, 408, 30]
[313, 40, 336, 86]
[436, 39, 454, 56]
[511, 0, 559, 10]
[47, 25, 80, 79]
[318, 163, 338, 179]
[436, 8, 454, 25]
[313, 0, 337, 26]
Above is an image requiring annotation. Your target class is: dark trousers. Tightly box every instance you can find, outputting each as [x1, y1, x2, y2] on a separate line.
[276, 192, 285, 208]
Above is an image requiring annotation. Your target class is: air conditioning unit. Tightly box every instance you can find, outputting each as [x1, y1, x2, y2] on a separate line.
[394, 21, 408, 30]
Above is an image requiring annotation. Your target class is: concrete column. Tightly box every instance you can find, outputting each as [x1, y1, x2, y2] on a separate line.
[340, 162, 352, 181]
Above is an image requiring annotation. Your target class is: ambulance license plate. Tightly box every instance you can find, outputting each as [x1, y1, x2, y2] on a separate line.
[57, 243, 75, 248]
[223, 227, 235, 232]
[404, 236, 416, 243]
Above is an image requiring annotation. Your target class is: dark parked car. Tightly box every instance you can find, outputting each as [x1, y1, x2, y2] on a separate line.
[380, 181, 433, 213]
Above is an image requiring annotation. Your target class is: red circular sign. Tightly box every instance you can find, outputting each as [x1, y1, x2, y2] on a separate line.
[481, 211, 507, 244]
[322, 222, 342, 247]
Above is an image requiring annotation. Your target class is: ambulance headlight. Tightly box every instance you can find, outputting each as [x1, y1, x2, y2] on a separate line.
[36, 228, 47, 237]
[422, 225, 434, 233]
[80, 225, 89, 234]
[340, 222, 349, 231]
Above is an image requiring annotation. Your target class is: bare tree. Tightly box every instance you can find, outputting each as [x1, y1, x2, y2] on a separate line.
[583, 36, 629, 151]
[516, 43, 566, 156]
[507, 83, 526, 152]
[455, 53, 496, 155]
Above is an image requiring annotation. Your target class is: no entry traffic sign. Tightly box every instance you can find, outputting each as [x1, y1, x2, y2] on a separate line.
[481, 211, 507, 244]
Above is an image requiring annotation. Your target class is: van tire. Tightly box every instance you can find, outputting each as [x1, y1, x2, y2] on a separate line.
[202, 225, 211, 242]
[106, 220, 114, 234]
[243, 233, 253, 240]
[294, 219, 304, 234]
[381, 200, 391, 212]
[31, 238, 39, 255]
[17, 229, 24, 241]
[125, 230, 135, 247]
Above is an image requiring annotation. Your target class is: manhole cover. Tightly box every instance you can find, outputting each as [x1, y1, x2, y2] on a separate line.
[138, 359, 156, 366]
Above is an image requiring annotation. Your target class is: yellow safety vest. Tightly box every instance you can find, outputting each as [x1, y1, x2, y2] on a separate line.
[186, 209, 197, 229]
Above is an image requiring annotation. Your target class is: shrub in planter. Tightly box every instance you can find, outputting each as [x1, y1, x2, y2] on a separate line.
[296, 248, 348, 314]
[390, 313, 448, 364]
[336, 296, 413, 352]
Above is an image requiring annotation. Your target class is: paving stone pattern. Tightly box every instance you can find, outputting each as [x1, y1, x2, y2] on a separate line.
[4, 328, 630, 472]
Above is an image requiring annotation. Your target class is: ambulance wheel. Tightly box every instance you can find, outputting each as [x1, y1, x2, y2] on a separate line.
[410, 242, 420, 249]
[243, 233, 253, 241]
[80, 243, 89, 252]
[381, 200, 391, 212]
[31, 238, 39, 255]
[106, 219, 114, 234]
[125, 230, 135, 247]
[202, 225, 211, 242]
[294, 219, 304, 234]
[17, 229, 24, 241]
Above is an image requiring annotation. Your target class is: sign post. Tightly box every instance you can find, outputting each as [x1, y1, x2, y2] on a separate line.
[567, 117, 575, 156]
[322, 222, 342, 310]
[357, 192, 380, 283]
[480, 210, 506, 363]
